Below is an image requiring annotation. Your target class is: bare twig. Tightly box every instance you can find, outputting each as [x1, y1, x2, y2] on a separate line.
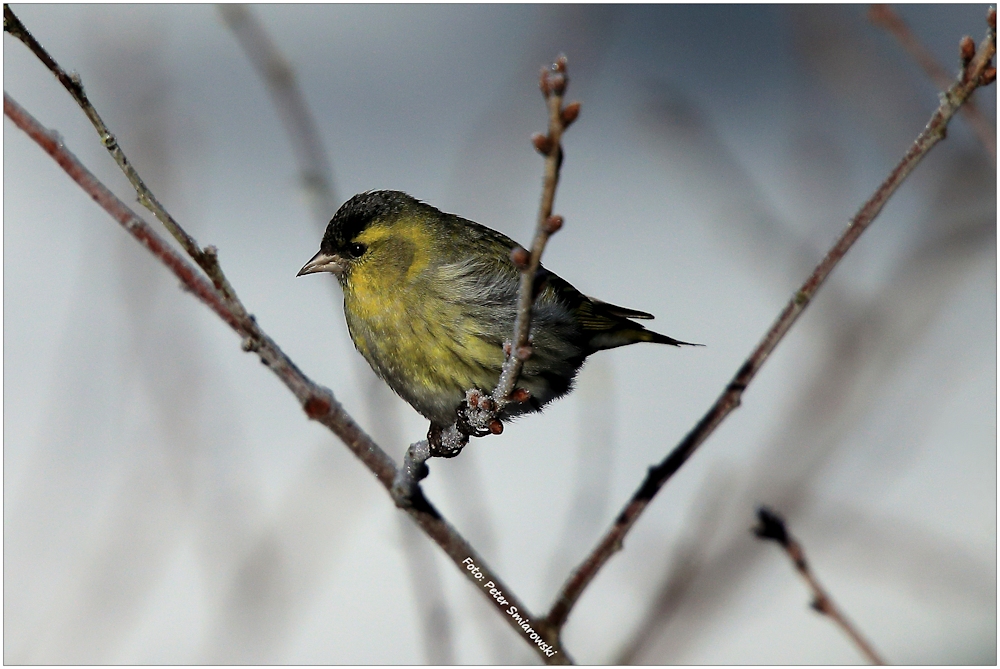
[3, 91, 566, 664]
[544, 11, 996, 633]
[456, 55, 580, 448]
[869, 4, 996, 163]
[3, 4, 241, 305]
[495, 56, 576, 403]
[753, 507, 886, 665]
[218, 4, 337, 226]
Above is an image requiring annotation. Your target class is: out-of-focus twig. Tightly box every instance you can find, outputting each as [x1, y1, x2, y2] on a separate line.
[218, 4, 337, 225]
[753, 507, 886, 665]
[869, 4, 996, 164]
[399, 515, 456, 664]
[451, 55, 580, 456]
[544, 9, 997, 634]
[615, 469, 731, 664]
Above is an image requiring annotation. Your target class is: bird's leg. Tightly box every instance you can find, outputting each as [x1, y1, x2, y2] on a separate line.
[427, 423, 443, 449]
[428, 421, 468, 458]
[393, 423, 470, 507]
[391, 438, 431, 508]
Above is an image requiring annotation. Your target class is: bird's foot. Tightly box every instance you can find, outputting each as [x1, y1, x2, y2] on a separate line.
[457, 389, 513, 438]
[428, 422, 468, 458]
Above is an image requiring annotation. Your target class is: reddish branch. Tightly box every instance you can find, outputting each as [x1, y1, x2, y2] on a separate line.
[754, 508, 886, 665]
[869, 4, 996, 164]
[544, 10, 996, 634]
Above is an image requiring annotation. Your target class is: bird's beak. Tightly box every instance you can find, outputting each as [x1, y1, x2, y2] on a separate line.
[297, 250, 345, 277]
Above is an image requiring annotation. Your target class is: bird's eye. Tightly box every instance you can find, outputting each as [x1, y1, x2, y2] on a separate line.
[345, 242, 367, 258]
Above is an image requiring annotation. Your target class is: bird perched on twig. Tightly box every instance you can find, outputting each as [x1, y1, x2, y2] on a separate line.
[299, 190, 696, 432]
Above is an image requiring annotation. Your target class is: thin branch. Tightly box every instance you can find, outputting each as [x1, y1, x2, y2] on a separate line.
[494, 56, 576, 404]
[3, 90, 567, 665]
[869, 4, 996, 164]
[2, 4, 242, 305]
[218, 4, 337, 227]
[544, 11, 996, 633]
[454, 56, 581, 451]
[753, 507, 886, 665]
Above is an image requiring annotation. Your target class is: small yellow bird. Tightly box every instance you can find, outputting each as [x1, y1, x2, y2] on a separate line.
[299, 190, 695, 430]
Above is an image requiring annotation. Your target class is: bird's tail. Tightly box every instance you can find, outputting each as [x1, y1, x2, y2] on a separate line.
[638, 328, 702, 347]
[588, 324, 701, 350]
[577, 293, 701, 350]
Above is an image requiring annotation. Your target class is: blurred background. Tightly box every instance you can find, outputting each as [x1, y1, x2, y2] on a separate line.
[4, 4, 995, 664]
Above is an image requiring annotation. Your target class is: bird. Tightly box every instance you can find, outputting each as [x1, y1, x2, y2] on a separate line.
[298, 190, 696, 432]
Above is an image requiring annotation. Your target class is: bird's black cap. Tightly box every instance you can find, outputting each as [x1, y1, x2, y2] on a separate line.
[320, 190, 421, 253]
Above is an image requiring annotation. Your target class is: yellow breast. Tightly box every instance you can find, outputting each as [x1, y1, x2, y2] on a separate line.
[342, 218, 503, 411]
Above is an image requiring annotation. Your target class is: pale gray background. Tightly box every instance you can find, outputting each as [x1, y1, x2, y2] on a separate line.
[4, 3, 996, 664]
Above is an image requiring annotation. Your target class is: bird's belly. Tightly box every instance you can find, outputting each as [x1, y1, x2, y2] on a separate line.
[344, 294, 504, 424]
[344, 289, 588, 425]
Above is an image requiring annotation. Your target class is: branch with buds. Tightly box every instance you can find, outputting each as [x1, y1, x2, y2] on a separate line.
[869, 4, 996, 163]
[438, 56, 581, 458]
[7, 4, 994, 662]
[393, 57, 581, 543]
